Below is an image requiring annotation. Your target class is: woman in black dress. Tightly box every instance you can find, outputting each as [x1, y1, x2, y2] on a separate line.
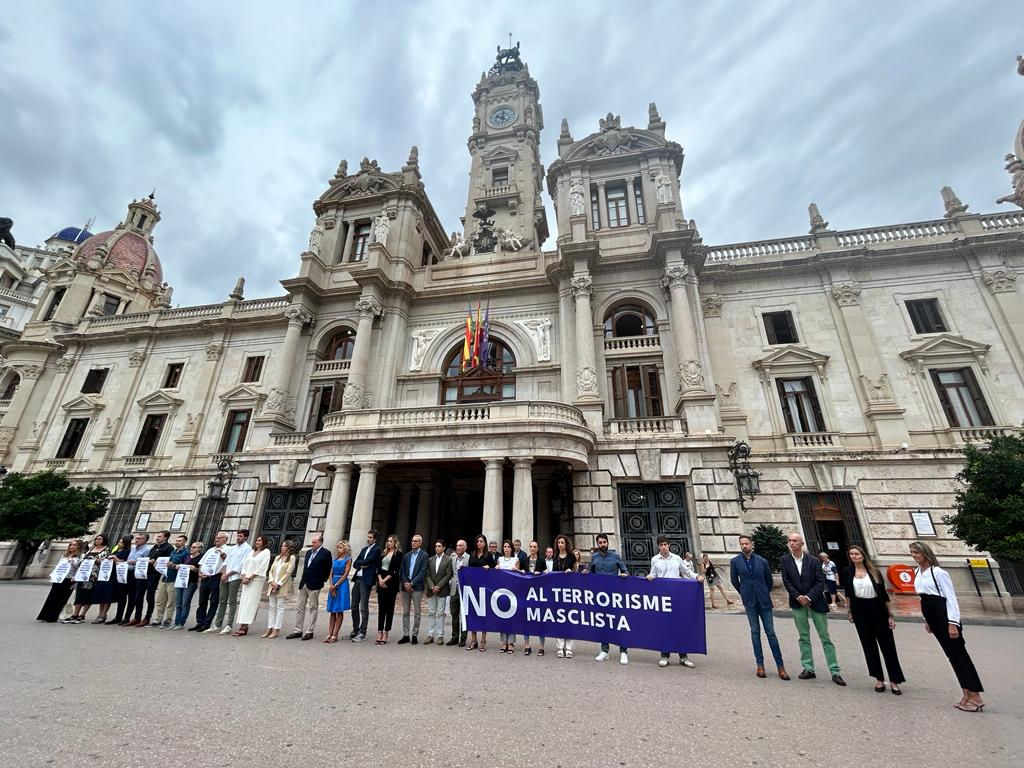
[36, 540, 84, 623]
[375, 535, 403, 644]
[465, 534, 494, 652]
[700, 553, 734, 609]
[840, 545, 904, 694]
[65, 534, 110, 624]
[103, 535, 133, 624]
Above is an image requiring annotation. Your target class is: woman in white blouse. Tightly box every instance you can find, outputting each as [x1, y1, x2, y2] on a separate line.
[233, 535, 271, 636]
[494, 540, 521, 654]
[910, 541, 985, 712]
[263, 540, 296, 638]
[840, 545, 904, 694]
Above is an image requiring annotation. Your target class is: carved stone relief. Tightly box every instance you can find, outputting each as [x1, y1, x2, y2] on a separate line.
[515, 318, 552, 362]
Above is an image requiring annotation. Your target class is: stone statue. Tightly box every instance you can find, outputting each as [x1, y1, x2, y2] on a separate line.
[371, 214, 390, 248]
[496, 227, 528, 252]
[333, 159, 348, 180]
[677, 360, 705, 391]
[229, 277, 245, 302]
[407, 145, 419, 166]
[307, 215, 325, 255]
[655, 171, 674, 205]
[443, 231, 470, 260]
[996, 153, 1024, 209]
[0, 218, 14, 249]
[860, 374, 892, 402]
[808, 203, 829, 233]
[940, 186, 968, 218]
[569, 178, 586, 216]
[155, 282, 173, 308]
[471, 203, 498, 254]
[519, 318, 552, 361]
[409, 328, 439, 371]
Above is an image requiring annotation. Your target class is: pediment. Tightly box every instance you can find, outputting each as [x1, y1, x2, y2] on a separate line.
[899, 333, 991, 375]
[61, 393, 105, 415]
[218, 383, 267, 409]
[137, 390, 185, 410]
[480, 145, 519, 163]
[562, 127, 677, 163]
[752, 345, 831, 372]
[318, 170, 402, 204]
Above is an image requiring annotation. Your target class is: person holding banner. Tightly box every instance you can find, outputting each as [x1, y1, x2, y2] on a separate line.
[191, 531, 229, 632]
[152, 535, 188, 628]
[495, 540, 522, 654]
[170, 541, 205, 630]
[264, 539, 296, 638]
[465, 535, 494, 652]
[447, 539, 470, 647]
[64, 534, 110, 624]
[37, 540, 84, 623]
[589, 533, 631, 665]
[135, 530, 174, 628]
[121, 533, 151, 626]
[648, 536, 701, 668]
[375, 535, 404, 644]
[104, 536, 133, 624]
[522, 540, 547, 656]
[552, 534, 577, 658]
[730, 534, 790, 681]
[234, 535, 271, 636]
[215, 529, 252, 635]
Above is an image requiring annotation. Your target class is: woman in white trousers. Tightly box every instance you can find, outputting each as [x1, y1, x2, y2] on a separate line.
[263, 540, 296, 638]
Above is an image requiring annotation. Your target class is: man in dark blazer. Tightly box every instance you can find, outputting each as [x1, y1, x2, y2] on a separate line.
[398, 534, 428, 644]
[286, 534, 333, 640]
[780, 532, 845, 685]
[424, 539, 454, 645]
[349, 529, 380, 642]
[730, 534, 789, 680]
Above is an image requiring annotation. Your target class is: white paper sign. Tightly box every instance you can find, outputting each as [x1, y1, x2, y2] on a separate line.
[155, 557, 170, 576]
[200, 548, 221, 576]
[115, 562, 129, 584]
[74, 559, 95, 582]
[174, 563, 190, 588]
[49, 560, 72, 583]
[97, 559, 114, 582]
[134, 557, 150, 579]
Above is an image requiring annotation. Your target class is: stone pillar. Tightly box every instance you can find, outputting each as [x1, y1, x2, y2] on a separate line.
[626, 176, 640, 225]
[393, 482, 415, 546]
[341, 221, 356, 264]
[413, 481, 433, 546]
[511, 458, 535, 546]
[535, 479, 552, 549]
[323, 463, 354, 548]
[265, 307, 311, 421]
[558, 281, 576, 402]
[570, 274, 600, 402]
[700, 290, 747, 439]
[347, 462, 379, 548]
[663, 263, 717, 433]
[482, 458, 504, 545]
[596, 181, 608, 229]
[342, 296, 382, 410]
[0, 363, 45, 464]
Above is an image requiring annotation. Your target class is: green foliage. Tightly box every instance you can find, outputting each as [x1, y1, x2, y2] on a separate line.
[945, 432, 1024, 562]
[751, 523, 788, 572]
[0, 470, 110, 551]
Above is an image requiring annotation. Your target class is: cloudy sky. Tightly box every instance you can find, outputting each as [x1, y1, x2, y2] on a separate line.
[2, 1, 1020, 306]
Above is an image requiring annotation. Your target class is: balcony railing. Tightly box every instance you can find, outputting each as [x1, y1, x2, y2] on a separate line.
[788, 431, 841, 449]
[607, 417, 684, 435]
[123, 456, 150, 468]
[484, 183, 518, 199]
[45, 459, 68, 471]
[0, 398, 11, 411]
[979, 212, 1024, 231]
[320, 400, 587, 431]
[312, 359, 352, 377]
[271, 432, 311, 447]
[953, 426, 1011, 443]
[603, 334, 662, 355]
[833, 219, 955, 247]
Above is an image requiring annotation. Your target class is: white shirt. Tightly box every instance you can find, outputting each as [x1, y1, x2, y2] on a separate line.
[681, 558, 699, 580]
[450, 552, 470, 596]
[914, 565, 961, 625]
[649, 552, 695, 580]
[852, 574, 875, 599]
[496, 556, 518, 570]
[225, 541, 253, 582]
[793, 555, 804, 575]
[545, 558, 554, 572]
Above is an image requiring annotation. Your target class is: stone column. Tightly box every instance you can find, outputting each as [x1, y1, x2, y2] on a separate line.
[265, 307, 311, 421]
[511, 458, 535, 546]
[413, 481, 433, 544]
[626, 176, 640, 225]
[341, 221, 356, 264]
[596, 181, 608, 229]
[342, 296, 382, 410]
[571, 274, 600, 402]
[663, 263, 718, 433]
[323, 463, 354, 548]
[535, 479, 552, 549]
[558, 281, 576, 402]
[347, 462, 379, 547]
[393, 482, 415, 546]
[0, 363, 44, 464]
[482, 458, 504, 544]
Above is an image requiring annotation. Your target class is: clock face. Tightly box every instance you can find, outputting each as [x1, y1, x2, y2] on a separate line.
[488, 106, 517, 129]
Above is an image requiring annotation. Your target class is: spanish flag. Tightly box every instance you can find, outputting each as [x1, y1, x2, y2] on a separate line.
[462, 302, 473, 372]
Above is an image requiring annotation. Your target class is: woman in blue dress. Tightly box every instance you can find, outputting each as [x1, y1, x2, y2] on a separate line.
[324, 540, 352, 644]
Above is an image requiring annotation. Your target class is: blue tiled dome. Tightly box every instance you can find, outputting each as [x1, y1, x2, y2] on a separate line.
[50, 226, 94, 244]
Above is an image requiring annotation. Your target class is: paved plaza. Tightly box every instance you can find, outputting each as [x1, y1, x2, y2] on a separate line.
[0, 582, 1019, 768]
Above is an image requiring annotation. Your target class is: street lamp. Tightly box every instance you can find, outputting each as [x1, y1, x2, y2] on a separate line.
[207, 458, 237, 501]
[726, 441, 761, 511]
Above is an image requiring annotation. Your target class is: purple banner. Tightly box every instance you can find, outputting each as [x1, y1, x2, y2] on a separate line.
[459, 569, 706, 654]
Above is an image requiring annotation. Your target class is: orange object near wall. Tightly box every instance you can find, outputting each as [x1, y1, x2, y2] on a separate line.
[887, 564, 917, 593]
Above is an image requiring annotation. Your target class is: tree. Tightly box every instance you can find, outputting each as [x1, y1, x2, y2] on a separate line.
[0, 470, 110, 580]
[751, 524, 788, 572]
[945, 432, 1024, 562]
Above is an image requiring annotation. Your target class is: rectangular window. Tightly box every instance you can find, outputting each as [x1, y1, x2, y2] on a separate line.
[306, 383, 341, 432]
[590, 186, 600, 230]
[930, 368, 994, 428]
[492, 166, 509, 186]
[351, 223, 371, 262]
[219, 409, 252, 453]
[610, 364, 663, 419]
[906, 298, 946, 334]
[633, 179, 646, 225]
[191, 497, 226, 549]
[763, 310, 799, 345]
[163, 363, 183, 389]
[0, 304, 9, 318]
[241, 356, 264, 383]
[777, 377, 825, 433]
[606, 183, 629, 228]
[80, 368, 109, 394]
[43, 287, 66, 321]
[103, 498, 141, 540]
[100, 294, 121, 316]
[56, 418, 89, 459]
[133, 413, 167, 456]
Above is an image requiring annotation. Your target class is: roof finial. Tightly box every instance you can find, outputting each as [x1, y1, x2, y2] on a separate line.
[808, 203, 829, 233]
[229, 276, 245, 302]
[940, 186, 968, 218]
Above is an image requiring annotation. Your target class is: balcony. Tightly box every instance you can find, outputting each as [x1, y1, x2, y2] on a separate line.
[308, 400, 595, 469]
[603, 334, 662, 356]
[311, 359, 351, 378]
[271, 432, 311, 448]
[123, 456, 150, 469]
[45, 459, 69, 471]
[475, 183, 521, 209]
[787, 432, 841, 449]
[606, 417, 684, 436]
[952, 426, 1011, 444]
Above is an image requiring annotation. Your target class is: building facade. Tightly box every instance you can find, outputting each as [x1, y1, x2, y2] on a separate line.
[3, 47, 1023, 588]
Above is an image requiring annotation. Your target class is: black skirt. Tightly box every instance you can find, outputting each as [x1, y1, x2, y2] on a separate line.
[37, 582, 75, 622]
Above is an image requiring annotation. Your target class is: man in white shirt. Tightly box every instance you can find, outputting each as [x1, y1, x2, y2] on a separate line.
[191, 531, 228, 632]
[447, 539, 470, 646]
[647, 536, 703, 668]
[398, 534, 427, 644]
[210, 529, 251, 634]
[424, 539, 454, 644]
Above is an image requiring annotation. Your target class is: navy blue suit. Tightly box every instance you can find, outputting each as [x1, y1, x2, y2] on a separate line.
[298, 546, 333, 590]
[350, 542, 380, 637]
[730, 552, 784, 669]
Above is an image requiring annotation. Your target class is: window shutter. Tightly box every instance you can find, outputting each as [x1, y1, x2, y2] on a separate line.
[962, 368, 994, 426]
[795, 493, 822, 566]
[764, 315, 778, 345]
[837, 493, 866, 548]
[805, 377, 826, 432]
[776, 379, 795, 432]
[611, 366, 627, 418]
[930, 370, 959, 427]
[784, 312, 799, 343]
[644, 365, 663, 417]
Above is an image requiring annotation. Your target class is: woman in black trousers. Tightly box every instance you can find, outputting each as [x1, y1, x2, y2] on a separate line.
[840, 545, 904, 694]
[910, 541, 984, 712]
[465, 534, 494, 651]
[375, 535, 403, 644]
[36, 540, 84, 622]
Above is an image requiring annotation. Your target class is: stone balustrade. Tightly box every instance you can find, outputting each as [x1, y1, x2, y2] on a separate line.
[0, 285, 34, 302]
[87, 312, 146, 327]
[606, 416, 684, 435]
[312, 359, 352, 376]
[159, 304, 222, 320]
[788, 431, 841, 449]
[0, 398, 10, 412]
[706, 236, 816, 262]
[979, 212, 1024, 231]
[234, 297, 290, 313]
[834, 219, 955, 247]
[603, 334, 662, 354]
[484, 184, 517, 198]
[271, 432, 310, 447]
[123, 456, 150, 468]
[44, 459, 68, 471]
[953, 426, 1010, 443]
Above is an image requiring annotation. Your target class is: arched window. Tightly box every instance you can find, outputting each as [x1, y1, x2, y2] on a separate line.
[0, 371, 19, 401]
[326, 329, 356, 360]
[441, 339, 516, 404]
[603, 304, 656, 338]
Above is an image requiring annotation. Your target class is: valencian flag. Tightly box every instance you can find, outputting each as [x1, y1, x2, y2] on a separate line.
[462, 301, 473, 372]
[471, 299, 483, 367]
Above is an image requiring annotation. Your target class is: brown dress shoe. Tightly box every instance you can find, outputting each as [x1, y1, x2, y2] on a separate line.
[756, 666, 767, 678]
[778, 667, 791, 681]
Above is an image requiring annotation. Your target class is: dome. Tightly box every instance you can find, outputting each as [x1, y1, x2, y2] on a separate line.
[50, 226, 94, 244]
[76, 229, 163, 283]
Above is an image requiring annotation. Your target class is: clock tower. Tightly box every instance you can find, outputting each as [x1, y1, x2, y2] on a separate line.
[462, 43, 549, 252]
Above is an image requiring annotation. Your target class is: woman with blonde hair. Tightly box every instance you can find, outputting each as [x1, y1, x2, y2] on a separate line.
[840, 545, 904, 694]
[324, 540, 352, 644]
[37, 540, 84, 623]
[263, 539, 296, 638]
[375, 535, 404, 644]
[910, 540, 984, 711]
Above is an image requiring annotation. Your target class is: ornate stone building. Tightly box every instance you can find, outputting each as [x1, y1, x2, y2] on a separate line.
[3, 47, 1023, 588]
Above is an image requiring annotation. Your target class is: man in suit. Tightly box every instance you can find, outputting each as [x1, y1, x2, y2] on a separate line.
[781, 532, 846, 686]
[447, 539, 470, 646]
[512, 539, 529, 570]
[398, 533, 428, 644]
[424, 539, 454, 645]
[286, 533, 332, 640]
[730, 534, 790, 680]
[349, 529, 380, 642]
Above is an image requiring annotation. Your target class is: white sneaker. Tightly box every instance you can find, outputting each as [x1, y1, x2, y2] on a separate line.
[556, 649, 565, 658]
[658, 658, 669, 667]
[219, 626, 233, 635]
[680, 657, 695, 668]
[619, 652, 629, 665]
[595, 651, 609, 662]
[565, 650, 573, 658]
[202, 626, 220, 633]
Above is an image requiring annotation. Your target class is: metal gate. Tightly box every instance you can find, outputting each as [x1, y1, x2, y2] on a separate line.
[258, 488, 312, 552]
[617, 483, 690, 576]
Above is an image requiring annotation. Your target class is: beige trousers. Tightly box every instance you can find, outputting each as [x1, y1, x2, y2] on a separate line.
[154, 581, 176, 624]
